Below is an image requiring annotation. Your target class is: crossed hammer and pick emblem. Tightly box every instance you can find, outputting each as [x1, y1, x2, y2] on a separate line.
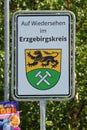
[35, 71, 51, 86]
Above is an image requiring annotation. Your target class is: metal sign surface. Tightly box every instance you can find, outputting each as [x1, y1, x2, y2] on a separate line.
[12, 10, 75, 101]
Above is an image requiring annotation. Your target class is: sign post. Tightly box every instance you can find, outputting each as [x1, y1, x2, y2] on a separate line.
[12, 10, 75, 130]
[4, 0, 10, 101]
[40, 100, 46, 130]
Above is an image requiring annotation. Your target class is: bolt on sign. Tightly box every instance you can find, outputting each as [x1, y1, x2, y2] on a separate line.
[12, 11, 75, 101]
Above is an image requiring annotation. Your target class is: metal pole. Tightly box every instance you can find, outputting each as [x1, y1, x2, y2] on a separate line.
[4, 0, 9, 101]
[40, 100, 46, 130]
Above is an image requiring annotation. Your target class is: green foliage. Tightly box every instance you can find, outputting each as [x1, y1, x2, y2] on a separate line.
[0, 1, 4, 100]
[0, 0, 87, 130]
[19, 102, 40, 130]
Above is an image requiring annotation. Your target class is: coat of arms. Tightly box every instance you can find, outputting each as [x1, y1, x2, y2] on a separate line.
[25, 49, 62, 90]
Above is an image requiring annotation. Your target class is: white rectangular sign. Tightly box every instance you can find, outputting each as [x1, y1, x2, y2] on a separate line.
[12, 11, 75, 101]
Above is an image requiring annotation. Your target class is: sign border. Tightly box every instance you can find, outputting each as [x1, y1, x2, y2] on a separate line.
[12, 10, 75, 101]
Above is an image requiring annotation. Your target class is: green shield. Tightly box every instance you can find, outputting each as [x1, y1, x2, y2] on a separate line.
[26, 68, 61, 90]
[25, 49, 61, 90]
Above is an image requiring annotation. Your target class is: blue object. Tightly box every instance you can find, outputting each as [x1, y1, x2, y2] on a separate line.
[0, 119, 9, 127]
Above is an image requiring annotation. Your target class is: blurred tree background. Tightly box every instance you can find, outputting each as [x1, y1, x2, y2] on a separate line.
[0, 0, 87, 130]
